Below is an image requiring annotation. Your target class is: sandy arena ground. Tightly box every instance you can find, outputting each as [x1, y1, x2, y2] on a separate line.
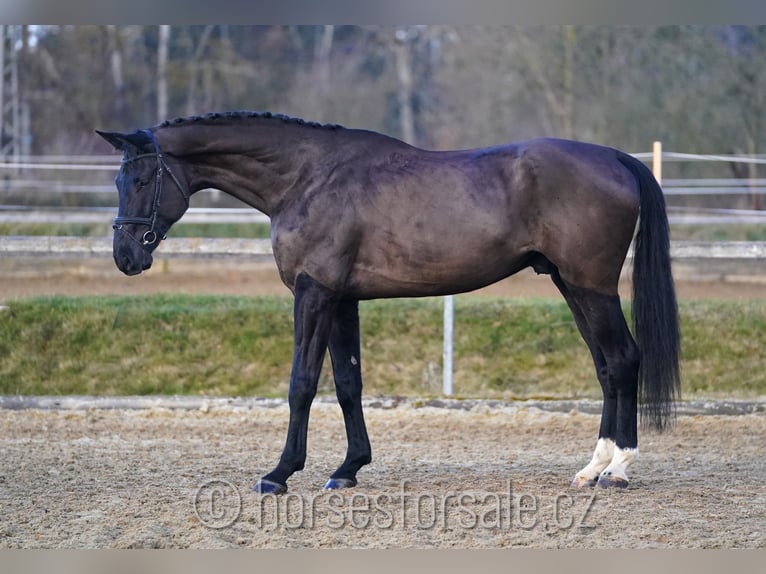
[0, 400, 764, 548]
[1, 256, 765, 301]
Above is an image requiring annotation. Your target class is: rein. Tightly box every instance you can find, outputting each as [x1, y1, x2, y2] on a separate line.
[112, 129, 189, 247]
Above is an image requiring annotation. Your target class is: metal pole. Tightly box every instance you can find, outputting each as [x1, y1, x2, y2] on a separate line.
[0, 25, 5, 159]
[443, 294, 454, 396]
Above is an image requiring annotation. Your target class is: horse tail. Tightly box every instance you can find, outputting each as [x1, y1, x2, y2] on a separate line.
[616, 151, 681, 432]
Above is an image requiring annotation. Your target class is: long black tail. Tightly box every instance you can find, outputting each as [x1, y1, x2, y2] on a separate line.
[617, 151, 681, 432]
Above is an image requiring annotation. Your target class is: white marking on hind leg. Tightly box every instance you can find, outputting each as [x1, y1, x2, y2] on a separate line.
[597, 446, 638, 489]
[571, 438, 615, 488]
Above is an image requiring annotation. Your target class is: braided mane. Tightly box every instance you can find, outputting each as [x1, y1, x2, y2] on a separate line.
[157, 111, 343, 131]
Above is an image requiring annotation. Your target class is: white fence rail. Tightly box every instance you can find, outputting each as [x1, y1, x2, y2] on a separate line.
[1, 235, 764, 261]
[0, 236, 272, 257]
[3, 206, 766, 226]
[2, 150, 766, 227]
[0, 205, 270, 224]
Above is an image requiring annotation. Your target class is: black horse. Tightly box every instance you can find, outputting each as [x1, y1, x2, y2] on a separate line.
[97, 111, 680, 492]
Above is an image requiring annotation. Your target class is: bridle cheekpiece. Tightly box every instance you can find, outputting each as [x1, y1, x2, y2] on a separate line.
[112, 129, 189, 247]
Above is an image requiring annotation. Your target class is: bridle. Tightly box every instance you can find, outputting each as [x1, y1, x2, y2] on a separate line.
[112, 129, 189, 248]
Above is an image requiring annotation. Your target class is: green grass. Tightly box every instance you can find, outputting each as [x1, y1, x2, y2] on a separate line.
[1, 295, 765, 400]
[5, 222, 765, 242]
[0, 223, 110, 237]
[670, 224, 766, 241]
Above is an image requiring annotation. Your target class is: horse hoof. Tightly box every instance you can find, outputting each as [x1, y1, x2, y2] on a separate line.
[323, 477, 357, 490]
[252, 479, 287, 495]
[596, 475, 628, 489]
[570, 475, 598, 489]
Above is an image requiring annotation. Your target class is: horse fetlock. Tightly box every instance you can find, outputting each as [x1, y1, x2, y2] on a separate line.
[349, 450, 372, 467]
[596, 446, 638, 489]
[252, 478, 288, 495]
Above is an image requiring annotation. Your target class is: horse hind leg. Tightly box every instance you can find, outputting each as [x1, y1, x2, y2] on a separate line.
[324, 299, 372, 490]
[549, 269, 616, 487]
[551, 270, 640, 488]
[590, 297, 640, 489]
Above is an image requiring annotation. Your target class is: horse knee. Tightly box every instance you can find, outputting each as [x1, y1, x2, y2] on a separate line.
[335, 383, 362, 411]
[288, 377, 317, 408]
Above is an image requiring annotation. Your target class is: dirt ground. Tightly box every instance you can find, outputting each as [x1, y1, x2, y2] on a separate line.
[1, 256, 766, 301]
[0, 400, 764, 548]
[1, 256, 765, 548]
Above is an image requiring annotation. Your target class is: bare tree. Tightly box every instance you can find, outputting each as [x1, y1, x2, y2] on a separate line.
[106, 25, 126, 119]
[184, 25, 215, 116]
[316, 25, 334, 97]
[11, 24, 766, 164]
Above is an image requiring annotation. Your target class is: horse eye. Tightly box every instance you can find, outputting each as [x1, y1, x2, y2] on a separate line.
[134, 177, 149, 189]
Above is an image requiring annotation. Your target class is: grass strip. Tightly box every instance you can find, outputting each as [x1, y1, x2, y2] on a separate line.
[1, 294, 764, 400]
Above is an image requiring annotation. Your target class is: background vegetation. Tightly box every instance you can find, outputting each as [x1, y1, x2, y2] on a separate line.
[11, 26, 766, 167]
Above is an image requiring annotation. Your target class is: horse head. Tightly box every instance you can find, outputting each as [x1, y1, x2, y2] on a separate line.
[96, 129, 189, 276]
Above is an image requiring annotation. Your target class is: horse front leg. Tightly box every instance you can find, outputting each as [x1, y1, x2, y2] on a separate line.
[253, 273, 338, 494]
[324, 299, 372, 490]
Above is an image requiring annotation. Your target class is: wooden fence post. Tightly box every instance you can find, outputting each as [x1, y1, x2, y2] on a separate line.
[652, 140, 663, 185]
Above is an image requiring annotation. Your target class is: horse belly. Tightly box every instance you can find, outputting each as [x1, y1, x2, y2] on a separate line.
[347, 227, 525, 299]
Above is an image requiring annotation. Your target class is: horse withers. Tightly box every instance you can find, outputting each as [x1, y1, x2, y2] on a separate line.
[97, 111, 680, 493]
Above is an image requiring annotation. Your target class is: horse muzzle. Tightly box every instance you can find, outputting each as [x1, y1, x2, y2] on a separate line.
[114, 250, 153, 276]
[113, 232, 154, 276]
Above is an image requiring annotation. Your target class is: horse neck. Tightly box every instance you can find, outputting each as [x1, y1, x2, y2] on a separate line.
[159, 122, 326, 217]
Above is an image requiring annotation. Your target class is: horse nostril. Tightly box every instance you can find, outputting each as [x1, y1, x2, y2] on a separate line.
[114, 251, 133, 274]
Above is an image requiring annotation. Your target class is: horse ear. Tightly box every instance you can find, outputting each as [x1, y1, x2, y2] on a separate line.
[96, 130, 132, 151]
[96, 130, 152, 152]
